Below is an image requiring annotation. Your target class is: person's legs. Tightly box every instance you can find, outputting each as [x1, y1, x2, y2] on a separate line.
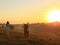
[24, 31, 26, 38]
[27, 31, 29, 38]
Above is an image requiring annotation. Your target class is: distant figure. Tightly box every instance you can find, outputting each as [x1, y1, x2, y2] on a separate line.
[6, 21, 10, 38]
[23, 23, 29, 38]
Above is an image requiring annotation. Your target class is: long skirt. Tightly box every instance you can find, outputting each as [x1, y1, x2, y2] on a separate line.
[6, 27, 10, 38]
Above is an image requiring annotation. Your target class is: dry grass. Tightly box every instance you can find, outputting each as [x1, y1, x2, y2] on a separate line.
[0, 26, 60, 45]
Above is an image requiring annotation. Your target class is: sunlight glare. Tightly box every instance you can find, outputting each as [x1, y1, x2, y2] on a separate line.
[48, 10, 60, 22]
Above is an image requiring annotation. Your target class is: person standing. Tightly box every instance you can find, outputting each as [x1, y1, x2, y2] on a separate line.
[23, 23, 29, 38]
[6, 21, 10, 38]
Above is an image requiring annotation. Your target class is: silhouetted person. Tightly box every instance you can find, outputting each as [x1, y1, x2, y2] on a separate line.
[23, 23, 29, 38]
[6, 21, 10, 38]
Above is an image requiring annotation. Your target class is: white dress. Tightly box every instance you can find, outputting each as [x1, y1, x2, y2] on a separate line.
[6, 24, 10, 37]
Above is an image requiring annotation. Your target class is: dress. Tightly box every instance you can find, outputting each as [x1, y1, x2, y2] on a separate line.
[6, 24, 10, 37]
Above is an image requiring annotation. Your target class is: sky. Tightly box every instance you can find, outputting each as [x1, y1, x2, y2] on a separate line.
[0, 0, 60, 24]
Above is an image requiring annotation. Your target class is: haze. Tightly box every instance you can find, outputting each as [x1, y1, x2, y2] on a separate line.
[0, 0, 60, 24]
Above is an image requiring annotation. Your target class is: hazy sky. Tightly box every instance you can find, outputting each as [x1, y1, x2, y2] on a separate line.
[0, 0, 60, 24]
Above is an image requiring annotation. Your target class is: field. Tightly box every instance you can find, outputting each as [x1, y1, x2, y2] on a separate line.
[0, 23, 60, 45]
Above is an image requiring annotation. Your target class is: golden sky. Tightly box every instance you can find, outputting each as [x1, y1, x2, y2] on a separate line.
[0, 0, 60, 24]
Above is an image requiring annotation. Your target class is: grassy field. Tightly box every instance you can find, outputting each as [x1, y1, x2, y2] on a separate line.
[0, 24, 60, 45]
[0, 27, 41, 45]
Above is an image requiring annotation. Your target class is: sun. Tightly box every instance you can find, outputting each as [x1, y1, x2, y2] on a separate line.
[48, 10, 60, 22]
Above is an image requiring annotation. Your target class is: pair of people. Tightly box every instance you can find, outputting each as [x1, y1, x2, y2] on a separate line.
[6, 21, 29, 38]
[23, 23, 29, 38]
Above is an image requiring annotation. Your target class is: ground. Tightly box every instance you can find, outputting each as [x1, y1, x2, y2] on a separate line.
[0, 24, 60, 45]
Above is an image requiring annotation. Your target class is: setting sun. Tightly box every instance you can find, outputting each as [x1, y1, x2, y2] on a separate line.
[48, 10, 60, 22]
